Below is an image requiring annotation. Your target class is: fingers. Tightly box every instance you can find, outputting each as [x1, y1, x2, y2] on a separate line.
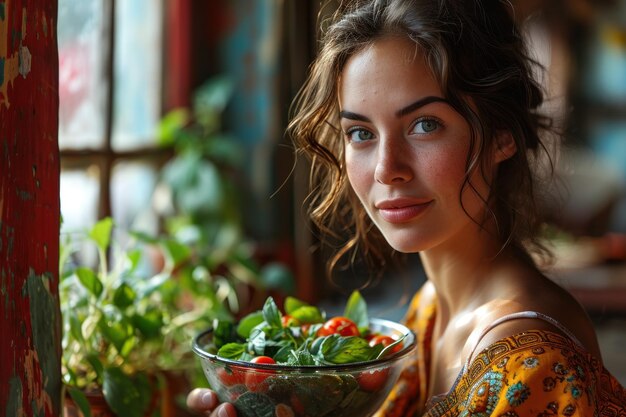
[186, 388, 219, 412]
[210, 403, 237, 417]
[186, 388, 237, 417]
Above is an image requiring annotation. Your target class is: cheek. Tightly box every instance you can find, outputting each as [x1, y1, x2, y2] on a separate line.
[422, 148, 468, 192]
[345, 154, 370, 197]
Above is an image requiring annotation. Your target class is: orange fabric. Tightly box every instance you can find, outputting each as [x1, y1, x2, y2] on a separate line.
[376, 288, 626, 417]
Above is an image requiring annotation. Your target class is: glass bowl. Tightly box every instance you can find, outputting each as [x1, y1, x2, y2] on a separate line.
[192, 318, 417, 417]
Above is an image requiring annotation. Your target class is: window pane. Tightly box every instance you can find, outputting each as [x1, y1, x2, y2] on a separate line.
[60, 167, 101, 267]
[58, 0, 108, 149]
[111, 161, 158, 234]
[112, 0, 163, 151]
[60, 166, 101, 233]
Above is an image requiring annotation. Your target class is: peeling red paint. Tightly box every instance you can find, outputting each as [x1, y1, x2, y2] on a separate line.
[0, 1, 61, 417]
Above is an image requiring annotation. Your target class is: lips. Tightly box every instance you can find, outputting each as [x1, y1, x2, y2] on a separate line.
[375, 198, 433, 223]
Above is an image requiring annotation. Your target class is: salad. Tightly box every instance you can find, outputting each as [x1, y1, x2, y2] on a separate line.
[208, 291, 405, 367]
[194, 291, 414, 417]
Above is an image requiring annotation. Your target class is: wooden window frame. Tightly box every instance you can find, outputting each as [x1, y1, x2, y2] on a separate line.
[59, 0, 191, 222]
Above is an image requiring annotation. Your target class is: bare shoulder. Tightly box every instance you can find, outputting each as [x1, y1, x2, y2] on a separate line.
[470, 268, 602, 360]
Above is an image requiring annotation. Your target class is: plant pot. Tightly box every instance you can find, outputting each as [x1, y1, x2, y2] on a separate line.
[64, 391, 116, 417]
[63, 381, 167, 417]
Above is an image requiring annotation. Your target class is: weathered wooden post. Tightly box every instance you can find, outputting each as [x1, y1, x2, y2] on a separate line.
[0, 1, 62, 416]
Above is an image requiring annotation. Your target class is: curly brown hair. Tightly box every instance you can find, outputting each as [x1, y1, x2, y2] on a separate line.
[287, 0, 554, 277]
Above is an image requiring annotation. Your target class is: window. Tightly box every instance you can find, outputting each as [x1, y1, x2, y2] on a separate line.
[58, 0, 165, 247]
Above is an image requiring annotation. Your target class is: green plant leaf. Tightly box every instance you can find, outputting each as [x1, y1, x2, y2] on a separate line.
[162, 239, 191, 267]
[66, 386, 93, 417]
[236, 311, 264, 338]
[131, 310, 163, 339]
[284, 296, 309, 315]
[102, 368, 152, 417]
[266, 339, 296, 361]
[119, 335, 137, 358]
[212, 319, 235, 348]
[59, 233, 74, 279]
[247, 328, 267, 356]
[290, 306, 324, 325]
[69, 312, 85, 344]
[81, 314, 99, 340]
[177, 160, 223, 215]
[129, 230, 159, 244]
[309, 335, 325, 356]
[344, 290, 369, 330]
[113, 283, 136, 309]
[217, 342, 247, 360]
[157, 108, 190, 146]
[285, 350, 317, 366]
[233, 392, 276, 417]
[318, 335, 378, 364]
[89, 217, 114, 252]
[86, 353, 104, 383]
[163, 151, 201, 190]
[98, 313, 132, 354]
[262, 297, 282, 329]
[63, 367, 78, 386]
[125, 249, 142, 273]
[75, 267, 103, 298]
[193, 75, 235, 128]
[204, 134, 244, 166]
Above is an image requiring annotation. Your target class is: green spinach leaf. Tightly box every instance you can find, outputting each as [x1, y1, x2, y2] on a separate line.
[262, 297, 282, 328]
[237, 311, 264, 338]
[318, 334, 381, 364]
[344, 290, 369, 330]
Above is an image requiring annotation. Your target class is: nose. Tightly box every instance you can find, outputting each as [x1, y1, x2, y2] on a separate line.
[374, 136, 414, 184]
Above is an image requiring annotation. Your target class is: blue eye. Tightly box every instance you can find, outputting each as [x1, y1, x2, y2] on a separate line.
[346, 128, 375, 142]
[413, 119, 440, 134]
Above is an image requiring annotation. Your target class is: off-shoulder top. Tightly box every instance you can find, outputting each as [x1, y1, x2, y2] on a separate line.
[375, 287, 626, 417]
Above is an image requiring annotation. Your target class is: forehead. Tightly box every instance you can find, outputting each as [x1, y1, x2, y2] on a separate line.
[338, 36, 443, 109]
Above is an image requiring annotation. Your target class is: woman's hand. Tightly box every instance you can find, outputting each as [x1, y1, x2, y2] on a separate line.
[186, 388, 237, 417]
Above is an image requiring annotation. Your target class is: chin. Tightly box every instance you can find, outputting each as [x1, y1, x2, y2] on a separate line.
[389, 244, 424, 254]
[383, 235, 428, 254]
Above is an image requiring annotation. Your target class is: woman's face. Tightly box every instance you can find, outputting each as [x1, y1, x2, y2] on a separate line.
[339, 36, 494, 253]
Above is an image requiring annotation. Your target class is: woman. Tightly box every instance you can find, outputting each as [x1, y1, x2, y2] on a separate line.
[188, 0, 626, 415]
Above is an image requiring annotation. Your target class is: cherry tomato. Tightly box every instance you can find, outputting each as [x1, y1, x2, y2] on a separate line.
[216, 366, 243, 386]
[357, 368, 390, 392]
[281, 314, 300, 327]
[368, 334, 403, 354]
[290, 393, 305, 415]
[316, 316, 360, 337]
[244, 356, 276, 391]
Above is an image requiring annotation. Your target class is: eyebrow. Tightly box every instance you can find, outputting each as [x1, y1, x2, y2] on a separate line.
[396, 96, 450, 117]
[338, 110, 371, 123]
[339, 96, 450, 122]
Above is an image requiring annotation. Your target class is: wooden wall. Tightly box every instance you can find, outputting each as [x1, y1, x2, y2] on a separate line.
[0, 0, 62, 416]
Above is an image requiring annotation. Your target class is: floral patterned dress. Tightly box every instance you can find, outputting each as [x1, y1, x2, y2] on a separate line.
[375, 288, 626, 417]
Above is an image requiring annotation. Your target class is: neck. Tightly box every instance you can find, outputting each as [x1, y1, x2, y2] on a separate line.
[419, 223, 512, 317]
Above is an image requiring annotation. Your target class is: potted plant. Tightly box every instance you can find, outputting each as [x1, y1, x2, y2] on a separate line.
[60, 76, 294, 417]
[60, 218, 292, 417]
[60, 217, 211, 417]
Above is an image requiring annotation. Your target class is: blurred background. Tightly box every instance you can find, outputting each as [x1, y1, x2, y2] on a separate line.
[56, 0, 626, 389]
